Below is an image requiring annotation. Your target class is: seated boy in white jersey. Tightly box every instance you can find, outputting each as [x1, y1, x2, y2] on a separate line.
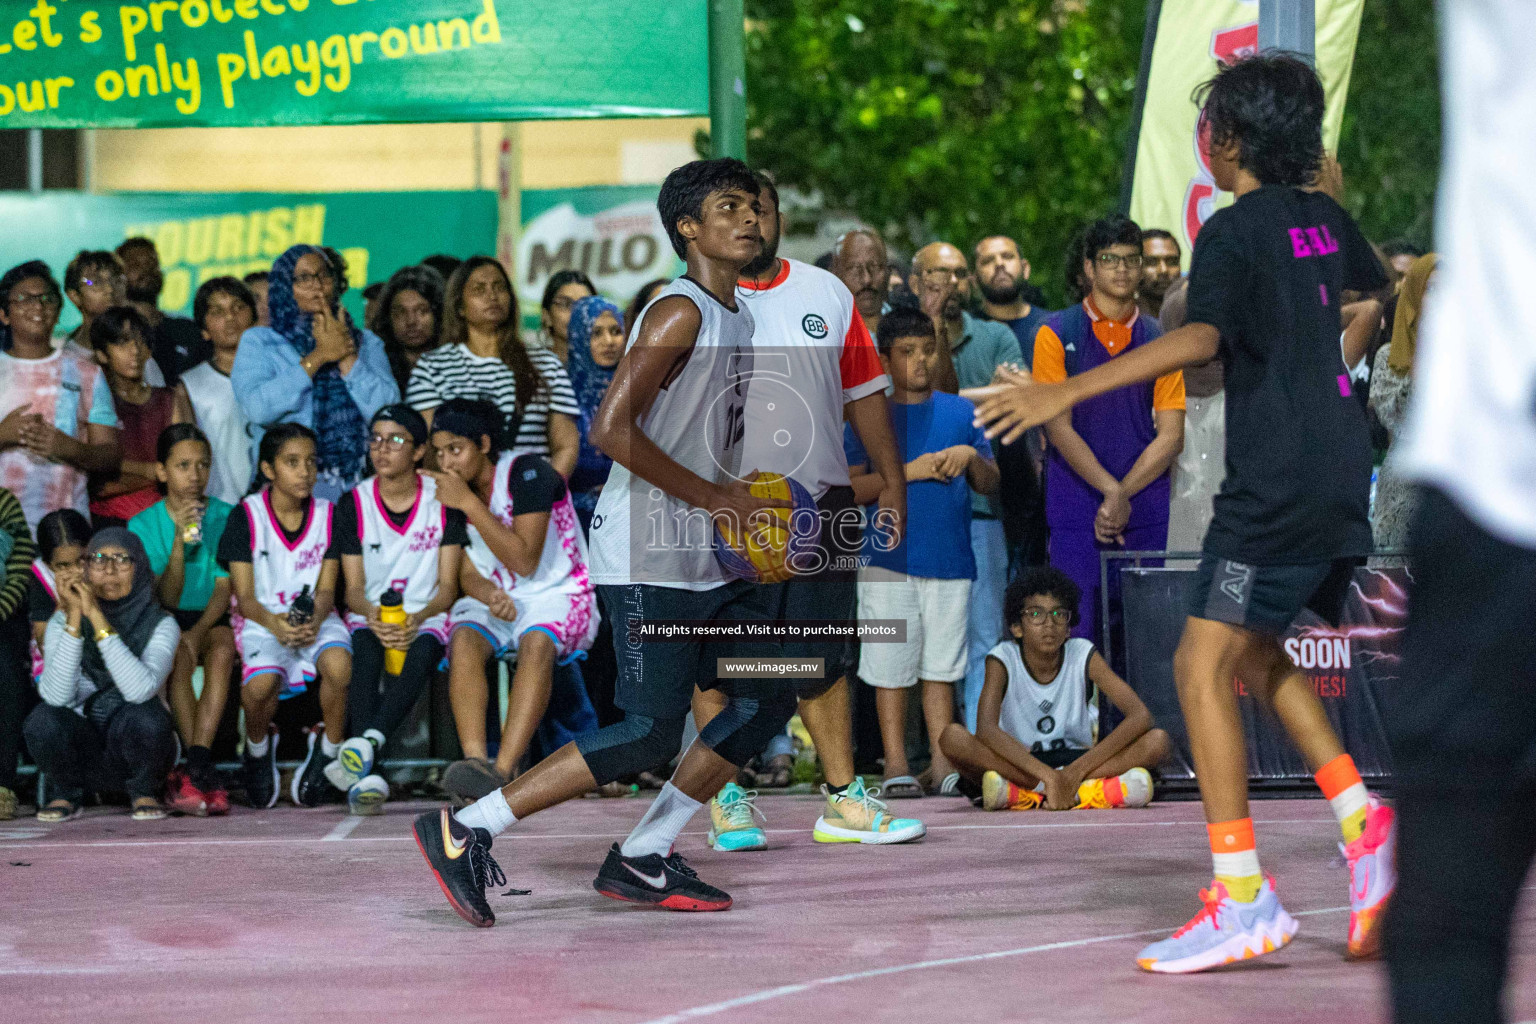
[179, 277, 257, 507]
[217, 423, 354, 810]
[331, 404, 468, 813]
[939, 567, 1169, 811]
[425, 398, 599, 800]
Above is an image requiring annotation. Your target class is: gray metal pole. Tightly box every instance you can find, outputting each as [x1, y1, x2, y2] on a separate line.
[26, 129, 42, 193]
[1259, 0, 1316, 59]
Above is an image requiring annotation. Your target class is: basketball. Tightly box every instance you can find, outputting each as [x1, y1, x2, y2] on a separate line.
[713, 472, 821, 584]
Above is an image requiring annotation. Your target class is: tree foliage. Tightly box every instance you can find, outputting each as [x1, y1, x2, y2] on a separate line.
[739, 0, 1146, 306]
[1336, 0, 1439, 249]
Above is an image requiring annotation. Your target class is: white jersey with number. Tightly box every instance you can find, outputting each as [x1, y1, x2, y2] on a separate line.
[587, 276, 755, 590]
[241, 492, 333, 617]
[991, 637, 1099, 753]
[351, 474, 447, 614]
[735, 258, 889, 500]
[1397, 0, 1536, 547]
[468, 452, 593, 606]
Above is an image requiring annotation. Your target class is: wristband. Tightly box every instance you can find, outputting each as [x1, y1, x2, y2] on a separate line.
[95, 626, 117, 643]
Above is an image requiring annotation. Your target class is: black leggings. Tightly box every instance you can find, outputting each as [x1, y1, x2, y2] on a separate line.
[575, 688, 799, 787]
[0, 611, 32, 791]
[347, 629, 444, 744]
[24, 700, 178, 801]
[1384, 489, 1536, 1024]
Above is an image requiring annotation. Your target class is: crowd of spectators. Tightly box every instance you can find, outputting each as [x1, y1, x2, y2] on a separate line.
[0, 173, 1424, 821]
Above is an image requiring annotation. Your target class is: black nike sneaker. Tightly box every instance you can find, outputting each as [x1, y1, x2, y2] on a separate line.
[291, 726, 343, 808]
[242, 726, 279, 809]
[592, 843, 733, 911]
[413, 807, 506, 927]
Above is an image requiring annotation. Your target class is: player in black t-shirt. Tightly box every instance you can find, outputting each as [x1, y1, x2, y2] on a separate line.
[968, 54, 1395, 974]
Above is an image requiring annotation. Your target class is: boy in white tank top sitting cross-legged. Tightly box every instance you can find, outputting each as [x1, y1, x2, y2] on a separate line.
[938, 566, 1170, 811]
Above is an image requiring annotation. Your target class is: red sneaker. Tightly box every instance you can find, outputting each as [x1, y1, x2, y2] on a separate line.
[163, 768, 208, 817]
[204, 783, 231, 816]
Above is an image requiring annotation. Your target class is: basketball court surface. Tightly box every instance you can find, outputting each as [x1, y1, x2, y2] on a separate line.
[5, 794, 1533, 1023]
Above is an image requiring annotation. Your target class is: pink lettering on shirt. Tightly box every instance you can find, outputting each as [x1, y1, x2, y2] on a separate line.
[1290, 224, 1340, 259]
[1336, 374, 1352, 398]
[1320, 284, 1329, 306]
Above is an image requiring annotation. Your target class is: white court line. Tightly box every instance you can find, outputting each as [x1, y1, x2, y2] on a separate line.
[635, 905, 1350, 1024]
[0, 818, 1340, 851]
[322, 816, 364, 842]
[0, 817, 1339, 851]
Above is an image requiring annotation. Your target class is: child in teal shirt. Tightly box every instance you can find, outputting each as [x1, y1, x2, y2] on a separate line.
[128, 423, 236, 815]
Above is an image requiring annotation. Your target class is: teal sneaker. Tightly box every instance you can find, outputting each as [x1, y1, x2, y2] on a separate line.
[813, 776, 926, 844]
[707, 782, 767, 852]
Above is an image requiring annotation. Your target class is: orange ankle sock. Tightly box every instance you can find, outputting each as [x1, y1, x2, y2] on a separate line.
[1315, 754, 1369, 843]
[1208, 817, 1262, 902]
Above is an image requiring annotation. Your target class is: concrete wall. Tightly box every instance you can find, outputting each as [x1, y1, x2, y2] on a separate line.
[91, 117, 706, 192]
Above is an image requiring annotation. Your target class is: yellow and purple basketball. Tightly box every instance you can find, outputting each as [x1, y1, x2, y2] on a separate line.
[713, 472, 821, 584]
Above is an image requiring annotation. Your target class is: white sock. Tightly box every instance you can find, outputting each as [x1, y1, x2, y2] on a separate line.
[620, 782, 703, 858]
[320, 734, 340, 758]
[455, 789, 517, 837]
[363, 728, 386, 752]
[246, 734, 269, 758]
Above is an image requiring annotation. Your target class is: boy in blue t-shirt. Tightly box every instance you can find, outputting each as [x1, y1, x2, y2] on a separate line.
[844, 307, 998, 797]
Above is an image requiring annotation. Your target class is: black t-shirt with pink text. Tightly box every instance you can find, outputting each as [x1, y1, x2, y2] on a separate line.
[1185, 185, 1388, 565]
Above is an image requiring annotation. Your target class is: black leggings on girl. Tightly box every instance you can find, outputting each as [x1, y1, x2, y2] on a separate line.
[347, 629, 444, 742]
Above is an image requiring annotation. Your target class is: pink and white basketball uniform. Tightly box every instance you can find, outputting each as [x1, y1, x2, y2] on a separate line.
[451, 452, 599, 663]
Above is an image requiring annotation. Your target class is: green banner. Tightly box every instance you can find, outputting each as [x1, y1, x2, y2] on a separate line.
[517, 184, 680, 326]
[0, 1, 707, 128]
[0, 189, 498, 328]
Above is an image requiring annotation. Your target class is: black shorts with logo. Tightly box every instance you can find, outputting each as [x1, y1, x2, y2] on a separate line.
[600, 580, 780, 720]
[760, 485, 860, 700]
[1187, 554, 1362, 635]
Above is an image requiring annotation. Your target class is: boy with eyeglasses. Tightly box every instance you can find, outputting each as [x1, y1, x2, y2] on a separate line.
[938, 567, 1169, 811]
[1031, 215, 1186, 647]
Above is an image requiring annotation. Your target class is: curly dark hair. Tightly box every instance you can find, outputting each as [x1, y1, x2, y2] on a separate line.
[657, 158, 760, 259]
[1082, 214, 1144, 263]
[1194, 51, 1325, 188]
[1004, 567, 1082, 636]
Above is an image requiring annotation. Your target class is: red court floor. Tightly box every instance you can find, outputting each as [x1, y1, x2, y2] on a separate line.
[2, 794, 1531, 1023]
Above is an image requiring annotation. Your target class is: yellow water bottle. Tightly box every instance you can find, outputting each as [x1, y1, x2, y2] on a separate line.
[379, 589, 407, 675]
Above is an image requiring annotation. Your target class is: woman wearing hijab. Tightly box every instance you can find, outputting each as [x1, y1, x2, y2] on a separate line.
[564, 294, 625, 533]
[1369, 253, 1437, 549]
[231, 245, 400, 503]
[23, 528, 180, 821]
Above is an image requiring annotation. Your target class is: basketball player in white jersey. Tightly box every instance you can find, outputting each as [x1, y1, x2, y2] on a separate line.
[1385, 4, 1536, 1020]
[696, 171, 922, 851]
[217, 423, 352, 810]
[938, 566, 1168, 812]
[422, 398, 598, 801]
[333, 404, 467, 812]
[180, 278, 257, 506]
[414, 159, 830, 927]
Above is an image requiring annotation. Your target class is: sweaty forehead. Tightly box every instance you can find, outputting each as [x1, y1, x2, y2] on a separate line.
[708, 187, 756, 207]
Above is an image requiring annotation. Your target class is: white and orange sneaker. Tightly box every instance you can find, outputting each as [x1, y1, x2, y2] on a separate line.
[981, 770, 1044, 811]
[1342, 794, 1396, 959]
[1075, 768, 1155, 809]
[1135, 877, 1298, 974]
